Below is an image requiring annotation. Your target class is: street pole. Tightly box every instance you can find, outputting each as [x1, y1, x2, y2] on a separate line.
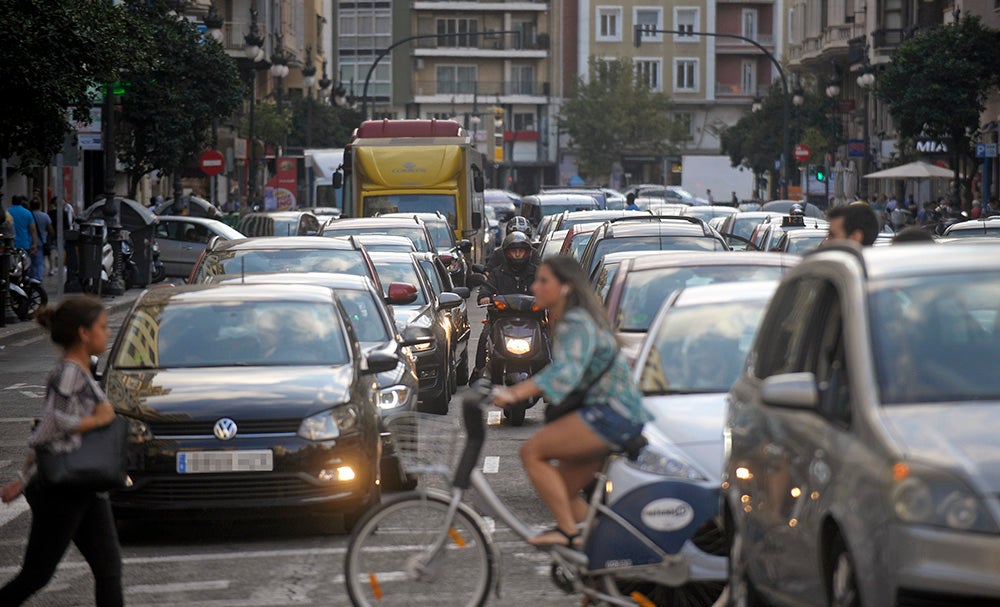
[248, 67, 257, 209]
[103, 81, 126, 296]
[56, 153, 65, 303]
[635, 26, 790, 199]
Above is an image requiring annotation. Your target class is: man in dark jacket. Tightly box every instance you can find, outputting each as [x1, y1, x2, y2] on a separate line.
[474, 232, 538, 375]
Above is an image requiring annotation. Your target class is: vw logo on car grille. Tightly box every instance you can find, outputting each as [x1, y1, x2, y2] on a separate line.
[213, 418, 238, 441]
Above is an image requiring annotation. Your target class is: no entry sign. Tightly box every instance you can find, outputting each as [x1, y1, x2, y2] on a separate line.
[199, 150, 225, 176]
[793, 144, 811, 163]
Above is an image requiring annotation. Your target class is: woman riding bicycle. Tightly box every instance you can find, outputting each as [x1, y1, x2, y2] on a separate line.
[491, 255, 650, 548]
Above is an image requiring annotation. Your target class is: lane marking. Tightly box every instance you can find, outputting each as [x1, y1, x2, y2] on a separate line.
[10, 335, 44, 347]
[126, 580, 231, 595]
[0, 499, 30, 530]
[482, 456, 500, 474]
[487, 410, 502, 425]
[2, 383, 44, 399]
[0, 418, 34, 424]
[0, 459, 11, 470]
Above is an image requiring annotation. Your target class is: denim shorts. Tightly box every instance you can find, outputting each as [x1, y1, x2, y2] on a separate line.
[578, 404, 644, 450]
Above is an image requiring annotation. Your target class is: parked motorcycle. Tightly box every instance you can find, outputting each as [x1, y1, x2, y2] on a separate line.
[481, 293, 550, 426]
[8, 249, 47, 320]
[151, 240, 166, 283]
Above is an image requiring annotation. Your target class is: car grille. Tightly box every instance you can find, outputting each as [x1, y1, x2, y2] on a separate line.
[691, 516, 729, 557]
[896, 589, 999, 607]
[150, 418, 301, 437]
[122, 475, 331, 503]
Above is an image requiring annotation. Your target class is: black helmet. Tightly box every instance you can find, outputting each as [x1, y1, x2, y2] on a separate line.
[789, 203, 805, 217]
[502, 232, 533, 269]
[506, 216, 533, 239]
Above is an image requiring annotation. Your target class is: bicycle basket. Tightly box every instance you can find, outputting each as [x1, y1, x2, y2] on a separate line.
[384, 412, 464, 476]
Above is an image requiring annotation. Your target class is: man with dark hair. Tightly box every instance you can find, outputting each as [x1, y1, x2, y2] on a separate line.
[892, 227, 935, 244]
[825, 203, 880, 246]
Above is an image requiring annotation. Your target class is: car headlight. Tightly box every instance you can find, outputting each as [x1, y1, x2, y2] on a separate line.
[298, 405, 360, 441]
[124, 416, 152, 444]
[891, 462, 998, 533]
[504, 336, 532, 355]
[411, 341, 434, 352]
[633, 443, 707, 481]
[377, 385, 410, 410]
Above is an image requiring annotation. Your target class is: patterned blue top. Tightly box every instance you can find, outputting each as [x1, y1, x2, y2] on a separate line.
[533, 307, 649, 424]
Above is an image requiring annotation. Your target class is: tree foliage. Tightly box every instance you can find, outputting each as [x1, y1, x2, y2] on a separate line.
[877, 14, 1000, 194]
[287, 96, 363, 149]
[116, 0, 244, 196]
[0, 0, 145, 167]
[559, 58, 685, 180]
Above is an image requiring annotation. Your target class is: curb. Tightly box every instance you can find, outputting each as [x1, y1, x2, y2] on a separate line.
[0, 292, 140, 345]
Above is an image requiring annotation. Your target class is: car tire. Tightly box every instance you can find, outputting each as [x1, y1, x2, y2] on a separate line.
[342, 482, 383, 533]
[419, 383, 451, 415]
[727, 509, 765, 607]
[828, 534, 861, 607]
[505, 405, 526, 426]
[456, 351, 470, 386]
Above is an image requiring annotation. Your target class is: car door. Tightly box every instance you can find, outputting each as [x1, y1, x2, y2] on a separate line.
[177, 223, 212, 271]
[155, 221, 187, 277]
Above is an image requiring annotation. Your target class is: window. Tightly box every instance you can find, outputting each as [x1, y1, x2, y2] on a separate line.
[338, 4, 392, 101]
[674, 58, 698, 92]
[592, 57, 618, 83]
[749, 278, 825, 379]
[635, 59, 662, 91]
[673, 112, 694, 140]
[806, 284, 851, 427]
[511, 65, 535, 95]
[741, 59, 757, 96]
[674, 8, 698, 40]
[436, 65, 477, 95]
[428, 112, 452, 120]
[436, 18, 479, 48]
[596, 6, 622, 41]
[742, 9, 758, 41]
[634, 7, 663, 42]
[513, 112, 535, 131]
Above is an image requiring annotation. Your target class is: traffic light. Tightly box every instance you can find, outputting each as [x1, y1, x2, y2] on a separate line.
[809, 164, 826, 182]
[493, 107, 504, 163]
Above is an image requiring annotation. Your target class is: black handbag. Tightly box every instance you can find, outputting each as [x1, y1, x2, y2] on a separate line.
[544, 352, 618, 423]
[36, 416, 128, 491]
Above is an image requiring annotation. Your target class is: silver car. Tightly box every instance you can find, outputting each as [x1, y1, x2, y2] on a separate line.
[724, 243, 1000, 606]
[154, 216, 244, 278]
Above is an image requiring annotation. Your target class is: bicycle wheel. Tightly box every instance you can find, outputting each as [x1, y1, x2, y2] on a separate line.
[345, 492, 493, 607]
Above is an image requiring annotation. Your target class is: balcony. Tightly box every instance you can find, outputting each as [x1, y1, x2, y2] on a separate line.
[412, 32, 549, 58]
[222, 21, 266, 56]
[715, 82, 771, 98]
[715, 34, 775, 53]
[412, 0, 549, 11]
[872, 28, 906, 51]
[412, 80, 550, 103]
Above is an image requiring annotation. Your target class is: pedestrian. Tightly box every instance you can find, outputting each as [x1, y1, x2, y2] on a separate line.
[624, 192, 640, 211]
[30, 198, 53, 281]
[491, 256, 649, 547]
[8, 196, 39, 266]
[825, 202, 880, 246]
[731, 191, 739, 206]
[972, 200, 982, 219]
[0, 296, 123, 606]
[706, 189, 715, 205]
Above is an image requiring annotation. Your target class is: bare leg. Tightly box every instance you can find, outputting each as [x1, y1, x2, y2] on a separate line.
[519, 412, 608, 546]
[556, 459, 605, 522]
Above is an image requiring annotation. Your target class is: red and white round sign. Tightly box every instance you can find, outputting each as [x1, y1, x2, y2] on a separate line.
[793, 144, 811, 163]
[199, 150, 225, 176]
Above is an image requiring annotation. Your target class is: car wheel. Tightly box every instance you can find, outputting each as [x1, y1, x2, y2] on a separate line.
[448, 363, 458, 395]
[727, 510, 764, 607]
[506, 405, 526, 426]
[418, 382, 450, 415]
[342, 481, 383, 532]
[456, 350, 470, 386]
[828, 534, 861, 607]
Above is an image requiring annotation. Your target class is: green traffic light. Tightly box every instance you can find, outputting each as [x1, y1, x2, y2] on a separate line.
[816, 169, 826, 182]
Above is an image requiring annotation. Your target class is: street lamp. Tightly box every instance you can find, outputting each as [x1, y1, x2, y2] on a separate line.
[301, 47, 317, 90]
[203, 1, 224, 43]
[751, 97, 763, 113]
[319, 60, 332, 100]
[244, 8, 265, 208]
[792, 83, 805, 107]
[826, 64, 842, 204]
[857, 62, 876, 199]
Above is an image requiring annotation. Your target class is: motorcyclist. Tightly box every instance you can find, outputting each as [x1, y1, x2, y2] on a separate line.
[485, 216, 540, 269]
[474, 232, 539, 378]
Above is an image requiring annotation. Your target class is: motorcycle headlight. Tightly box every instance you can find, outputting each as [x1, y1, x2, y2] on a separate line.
[297, 405, 360, 441]
[504, 336, 532, 355]
[890, 462, 998, 533]
[124, 416, 152, 444]
[411, 341, 434, 352]
[633, 443, 707, 481]
[376, 385, 411, 411]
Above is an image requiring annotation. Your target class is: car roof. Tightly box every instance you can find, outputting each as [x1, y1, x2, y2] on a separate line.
[157, 216, 229, 226]
[209, 272, 376, 292]
[377, 212, 448, 223]
[945, 218, 1000, 232]
[210, 236, 355, 251]
[243, 211, 313, 218]
[349, 234, 417, 245]
[599, 250, 658, 263]
[604, 218, 709, 237]
[562, 210, 649, 221]
[523, 193, 599, 205]
[785, 228, 828, 239]
[326, 217, 422, 227]
[626, 251, 798, 271]
[733, 211, 784, 220]
[368, 251, 420, 264]
[671, 280, 780, 308]
[811, 243, 1000, 280]
[566, 222, 605, 234]
[135, 283, 336, 306]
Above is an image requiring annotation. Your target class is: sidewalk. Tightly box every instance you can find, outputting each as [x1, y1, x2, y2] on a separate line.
[0, 271, 142, 342]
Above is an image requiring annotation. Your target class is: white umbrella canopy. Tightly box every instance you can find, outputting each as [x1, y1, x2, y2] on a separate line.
[864, 161, 955, 180]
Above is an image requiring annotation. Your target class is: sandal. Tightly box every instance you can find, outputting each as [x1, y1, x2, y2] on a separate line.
[530, 526, 582, 549]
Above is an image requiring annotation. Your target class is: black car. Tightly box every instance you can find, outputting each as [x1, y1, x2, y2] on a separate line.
[378, 212, 473, 289]
[413, 252, 472, 387]
[368, 251, 463, 414]
[320, 217, 435, 254]
[104, 284, 399, 523]
[578, 216, 730, 275]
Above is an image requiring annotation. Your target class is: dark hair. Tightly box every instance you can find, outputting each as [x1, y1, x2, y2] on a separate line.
[540, 256, 616, 337]
[35, 296, 105, 348]
[626, 192, 636, 203]
[29, 199, 41, 211]
[892, 227, 935, 244]
[827, 204, 880, 245]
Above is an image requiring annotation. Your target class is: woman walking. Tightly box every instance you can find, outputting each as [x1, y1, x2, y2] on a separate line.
[0, 296, 124, 606]
[491, 256, 649, 547]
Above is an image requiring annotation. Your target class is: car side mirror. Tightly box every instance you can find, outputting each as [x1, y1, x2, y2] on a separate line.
[470, 263, 486, 274]
[332, 171, 344, 189]
[366, 352, 399, 375]
[761, 372, 818, 410]
[458, 239, 472, 253]
[386, 282, 418, 305]
[472, 212, 482, 230]
[451, 286, 471, 299]
[467, 272, 486, 288]
[438, 292, 463, 310]
[90, 355, 102, 381]
[401, 325, 435, 347]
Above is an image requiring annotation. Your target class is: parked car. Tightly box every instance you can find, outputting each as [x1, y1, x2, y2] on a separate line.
[321, 217, 435, 254]
[104, 284, 395, 524]
[155, 216, 244, 278]
[520, 193, 599, 227]
[413, 252, 472, 387]
[578, 216, 730, 275]
[548, 209, 652, 233]
[590, 251, 656, 302]
[484, 189, 519, 222]
[684, 205, 740, 222]
[236, 211, 322, 237]
[724, 243, 1000, 606]
[622, 185, 706, 206]
[155, 195, 223, 219]
[539, 229, 570, 260]
[538, 186, 609, 209]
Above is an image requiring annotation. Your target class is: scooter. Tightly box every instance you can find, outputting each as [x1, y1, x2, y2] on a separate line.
[151, 240, 166, 283]
[481, 293, 550, 426]
[99, 230, 139, 290]
[8, 249, 47, 321]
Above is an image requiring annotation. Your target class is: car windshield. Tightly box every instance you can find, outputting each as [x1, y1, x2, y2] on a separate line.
[194, 249, 367, 282]
[363, 194, 457, 227]
[616, 265, 784, 331]
[335, 291, 391, 344]
[595, 264, 620, 304]
[590, 236, 724, 272]
[419, 260, 445, 296]
[541, 233, 568, 259]
[870, 273, 1000, 404]
[374, 260, 428, 305]
[785, 234, 826, 253]
[729, 217, 769, 240]
[324, 226, 431, 252]
[540, 203, 599, 217]
[569, 233, 593, 260]
[115, 302, 349, 369]
[271, 217, 299, 236]
[423, 222, 454, 251]
[639, 301, 767, 394]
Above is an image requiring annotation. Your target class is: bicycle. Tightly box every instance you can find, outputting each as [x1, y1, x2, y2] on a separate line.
[344, 381, 728, 606]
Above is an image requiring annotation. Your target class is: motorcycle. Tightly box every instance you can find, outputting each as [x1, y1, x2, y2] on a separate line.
[8, 248, 47, 321]
[98, 230, 139, 291]
[151, 240, 166, 283]
[481, 293, 550, 426]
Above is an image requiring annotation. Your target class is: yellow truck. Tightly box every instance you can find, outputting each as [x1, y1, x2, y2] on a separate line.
[336, 119, 487, 262]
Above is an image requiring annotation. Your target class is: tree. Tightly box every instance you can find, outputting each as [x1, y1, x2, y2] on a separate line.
[877, 14, 1000, 199]
[559, 58, 685, 180]
[287, 96, 363, 149]
[116, 0, 244, 197]
[0, 0, 144, 168]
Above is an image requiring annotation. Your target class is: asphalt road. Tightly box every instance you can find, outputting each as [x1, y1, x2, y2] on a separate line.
[0, 303, 577, 606]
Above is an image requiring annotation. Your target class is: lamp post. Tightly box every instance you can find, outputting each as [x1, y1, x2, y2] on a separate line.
[244, 8, 265, 210]
[857, 62, 875, 200]
[826, 65, 842, 205]
[792, 82, 805, 194]
[203, 1, 224, 43]
[270, 34, 290, 154]
[302, 47, 317, 148]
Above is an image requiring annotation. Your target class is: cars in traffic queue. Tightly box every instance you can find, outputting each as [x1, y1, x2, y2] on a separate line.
[345, 234, 417, 253]
[601, 188, 627, 209]
[590, 250, 657, 302]
[320, 217, 436, 254]
[538, 186, 609, 209]
[645, 201, 691, 215]
[714, 211, 783, 251]
[368, 251, 465, 414]
[154, 216, 245, 278]
[519, 193, 600, 227]
[632, 281, 781, 605]
[760, 200, 824, 218]
[941, 216, 1000, 237]
[559, 222, 604, 260]
[378, 212, 474, 288]
[768, 227, 828, 254]
[484, 189, 519, 222]
[683, 205, 740, 223]
[539, 229, 570, 259]
[548, 209, 652, 233]
[188, 236, 381, 289]
[103, 284, 395, 522]
[724, 243, 1000, 607]
[236, 211, 322, 237]
[747, 215, 829, 252]
[578, 216, 730, 276]
[622, 184, 706, 205]
[605, 251, 797, 362]
[412, 252, 472, 388]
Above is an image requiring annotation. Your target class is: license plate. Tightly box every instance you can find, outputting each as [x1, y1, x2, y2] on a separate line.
[176, 450, 273, 474]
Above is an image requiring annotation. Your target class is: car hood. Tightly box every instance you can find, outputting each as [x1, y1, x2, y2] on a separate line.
[390, 305, 433, 331]
[107, 366, 358, 421]
[880, 403, 1000, 493]
[642, 392, 727, 478]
